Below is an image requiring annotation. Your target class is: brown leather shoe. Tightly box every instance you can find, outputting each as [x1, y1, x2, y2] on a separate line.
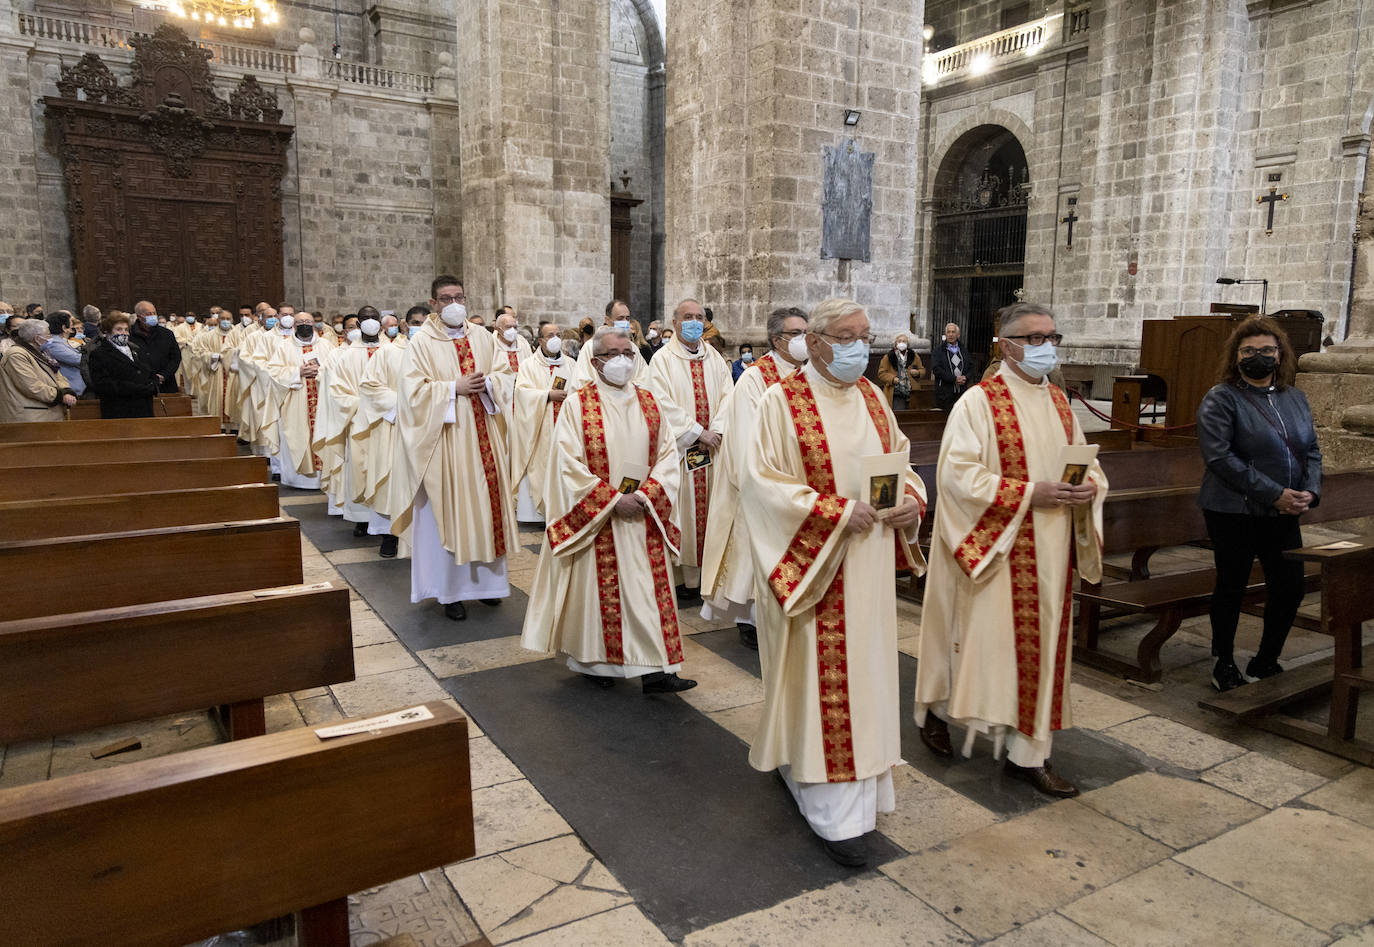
[1005, 759, 1079, 798]
[920, 715, 953, 758]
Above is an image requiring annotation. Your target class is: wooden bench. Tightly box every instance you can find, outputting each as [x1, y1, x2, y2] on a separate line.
[0, 484, 281, 541]
[0, 415, 219, 443]
[1, 455, 269, 500]
[893, 408, 947, 444]
[0, 518, 303, 622]
[0, 433, 239, 468]
[0, 702, 474, 947]
[0, 584, 352, 743]
[67, 392, 194, 420]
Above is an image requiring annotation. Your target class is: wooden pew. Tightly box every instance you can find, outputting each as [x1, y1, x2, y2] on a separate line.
[0, 518, 303, 622]
[0, 415, 219, 443]
[893, 408, 948, 445]
[67, 392, 194, 420]
[0, 434, 239, 468]
[0, 484, 281, 542]
[1, 455, 268, 500]
[0, 703, 474, 947]
[0, 584, 352, 743]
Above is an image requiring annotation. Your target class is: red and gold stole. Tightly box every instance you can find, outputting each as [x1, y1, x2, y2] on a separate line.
[687, 358, 712, 562]
[506, 350, 520, 372]
[756, 355, 782, 387]
[302, 345, 323, 472]
[769, 373, 896, 783]
[548, 363, 563, 422]
[553, 384, 682, 665]
[964, 374, 1076, 736]
[453, 339, 508, 559]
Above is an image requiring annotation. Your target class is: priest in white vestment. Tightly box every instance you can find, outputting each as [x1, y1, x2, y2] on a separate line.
[265, 316, 327, 489]
[321, 311, 387, 538]
[390, 276, 517, 623]
[568, 299, 650, 389]
[645, 298, 733, 603]
[355, 316, 409, 559]
[521, 327, 695, 693]
[231, 309, 268, 448]
[742, 298, 926, 868]
[255, 313, 294, 477]
[511, 323, 571, 520]
[191, 314, 239, 430]
[490, 309, 539, 521]
[915, 303, 1106, 799]
[701, 306, 809, 651]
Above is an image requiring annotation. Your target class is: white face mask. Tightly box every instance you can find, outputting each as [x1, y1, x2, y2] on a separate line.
[241, 315, 252, 327]
[440, 302, 467, 328]
[647, 329, 659, 340]
[346, 329, 362, 343]
[895, 341, 908, 352]
[543, 336, 563, 354]
[359, 318, 381, 337]
[502, 327, 518, 343]
[787, 334, 809, 363]
[278, 314, 295, 330]
[599, 354, 634, 387]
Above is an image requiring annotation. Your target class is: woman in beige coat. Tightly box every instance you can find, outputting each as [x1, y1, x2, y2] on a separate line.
[0, 319, 76, 422]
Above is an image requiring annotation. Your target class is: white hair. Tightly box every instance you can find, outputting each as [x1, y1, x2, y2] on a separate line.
[591, 325, 631, 356]
[16, 320, 48, 343]
[808, 297, 865, 336]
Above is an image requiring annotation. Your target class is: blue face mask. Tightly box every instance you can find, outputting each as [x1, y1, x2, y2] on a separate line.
[824, 339, 870, 384]
[145, 315, 158, 326]
[265, 317, 278, 329]
[386, 325, 399, 338]
[680, 320, 704, 343]
[186, 316, 196, 324]
[219, 320, 232, 331]
[408, 325, 420, 339]
[1015, 341, 1058, 380]
[614, 319, 631, 331]
[0, 314, 8, 325]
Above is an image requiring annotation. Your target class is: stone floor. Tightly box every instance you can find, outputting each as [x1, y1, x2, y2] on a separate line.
[2, 490, 1372, 946]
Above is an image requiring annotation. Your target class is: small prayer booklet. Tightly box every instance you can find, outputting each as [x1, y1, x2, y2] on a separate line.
[616, 461, 650, 494]
[1316, 540, 1362, 551]
[861, 452, 910, 510]
[684, 443, 712, 471]
[551, 375, 567, 391]
[315, 705, 434, 740]
[1058, 444, 1099, 486]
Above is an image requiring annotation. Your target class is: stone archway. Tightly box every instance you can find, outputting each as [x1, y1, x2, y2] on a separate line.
[928, 124, 1029, 367]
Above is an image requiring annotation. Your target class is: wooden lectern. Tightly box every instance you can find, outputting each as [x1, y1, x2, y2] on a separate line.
[1135, 307, 1322, 429]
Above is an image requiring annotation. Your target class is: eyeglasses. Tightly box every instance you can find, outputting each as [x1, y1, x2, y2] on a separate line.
[817, 331, 875, 346]
[776, 329, 806, 339]
[436, 293, 466, 304]
[1003, 333, 1064, 347]
[1239, 345, 1279, 358]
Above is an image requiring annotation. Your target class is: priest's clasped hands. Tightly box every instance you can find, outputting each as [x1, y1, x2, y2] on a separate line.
[1030, 480, 1097, 509]
[455, 372, 487, 395]
[696, 430, 722, 453]
[844, 498, 923, 535]
[614, 492, 648, 519]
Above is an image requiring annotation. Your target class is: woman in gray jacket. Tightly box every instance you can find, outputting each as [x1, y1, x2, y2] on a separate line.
[1196, 316, 1322, 692]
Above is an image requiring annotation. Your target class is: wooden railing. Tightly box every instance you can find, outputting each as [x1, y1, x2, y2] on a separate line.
[923, 5, 1091, 86]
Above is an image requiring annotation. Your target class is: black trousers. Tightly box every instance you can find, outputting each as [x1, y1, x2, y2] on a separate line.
[1204, 510, 1305, 665]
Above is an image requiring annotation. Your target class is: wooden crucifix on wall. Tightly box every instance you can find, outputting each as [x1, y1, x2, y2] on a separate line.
[1257, 185, 1289, 235]
[1060, 196, 1079, 248]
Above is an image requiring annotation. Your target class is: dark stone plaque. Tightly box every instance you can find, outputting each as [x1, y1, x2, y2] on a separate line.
[821, 136, 874, 262]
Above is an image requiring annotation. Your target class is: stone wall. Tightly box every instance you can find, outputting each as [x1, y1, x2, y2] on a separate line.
[611, 0, 655, 315]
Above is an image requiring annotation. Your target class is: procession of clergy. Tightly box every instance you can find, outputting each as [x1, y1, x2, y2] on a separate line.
[174, 279, 1106, 869]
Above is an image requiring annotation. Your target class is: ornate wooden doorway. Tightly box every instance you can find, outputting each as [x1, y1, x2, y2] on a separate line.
[43, 25, 293, 315]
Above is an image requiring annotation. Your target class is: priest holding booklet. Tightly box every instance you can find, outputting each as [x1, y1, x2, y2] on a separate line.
[915, 302, 1106, 799]
[520, 326, 696, 694]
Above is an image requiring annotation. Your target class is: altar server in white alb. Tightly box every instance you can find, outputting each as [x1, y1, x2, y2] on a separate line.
[521, 326, 694, 694]
[743, 297, 926, 869]
[915, 302, 1106, 799]
[391, 276, 517, 623]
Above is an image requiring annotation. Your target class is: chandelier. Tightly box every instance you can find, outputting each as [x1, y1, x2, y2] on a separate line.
[139, 0, 281, 30]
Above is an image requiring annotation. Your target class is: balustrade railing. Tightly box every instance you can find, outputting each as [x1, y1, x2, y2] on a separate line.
[924, 5, 1091, 86]
[325, 59, 435, 95]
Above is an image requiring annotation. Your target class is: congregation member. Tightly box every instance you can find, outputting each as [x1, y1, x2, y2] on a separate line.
[877, 333, 924, 409]
[931, 322, 970, 411]
[131, 300, 182, 393]
[87, 311, 159, 418]
[265, 312, 326, 489]
[0, 318, 76, 421]
[43, 312, 86, 398]
[701, 306, 808, 650]
[571, 299, 649, 387]
[730, 343, 755, 382]
[391, 276, 517, 622]
[915, 303, 1105, 799]
[742, 297, 926, 868]
[642, 319, 663, 361]
[645, 298, 732, 605]
[521, 326, 694, 694]
[1196, 316, 1322, 692]
[512, 321, 572, 519]
[0, 309, 23, 355]
[191, 310, 240, 430]
[0, 302, 14, 354]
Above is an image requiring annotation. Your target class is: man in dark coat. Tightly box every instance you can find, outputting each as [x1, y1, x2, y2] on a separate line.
[931, 322, 971, 411]
[130, 300, 182, 393]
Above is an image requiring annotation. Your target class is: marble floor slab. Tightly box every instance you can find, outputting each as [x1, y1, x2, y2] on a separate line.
[1198, 751, 1327, 808]
[1075, 771, 1265, 850]
[1300, 766, 1374, 829]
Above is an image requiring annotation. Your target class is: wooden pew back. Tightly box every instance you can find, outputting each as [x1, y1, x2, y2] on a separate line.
[0, 518, 303, 621]
[0, 434, 239, 468]
[0, 455, 268, 500]
[67, 393, 194, 420]
[0, 704, 474, 946]
[0, 484, 281, 541]
[0, 416, 219, 443]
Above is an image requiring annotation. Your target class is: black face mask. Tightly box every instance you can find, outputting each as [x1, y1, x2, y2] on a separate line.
[1238, 353, 1278, 380]
[295, 325, 315, 341]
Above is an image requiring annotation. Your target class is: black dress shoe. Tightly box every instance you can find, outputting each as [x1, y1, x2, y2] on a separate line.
[444, 601, 467, 621]
[641, 672, 698, 694]
[920, 715, 953, 759]
[1245, 657, 1284, 680]
[479, 598, 502, 607]
[675, 584, 702, 606]
[738, 623, 758, 650]
[352, 521, 369, 537]
[378, 535, 399, 558]
[271, 473, 281, 483]
[583, 673, 616, 689]
[821, 836, 868, 868]
[1005, 759, 1079, 798]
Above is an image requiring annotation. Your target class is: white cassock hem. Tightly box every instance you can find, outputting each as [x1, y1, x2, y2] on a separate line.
[919, 701, 1052, 767]
[338, 447, 372, 523]
[327, 494, 344, 516]
[700, 597, 754, 625]
[516, 476, 542, 523]
[367, 510, 391, 535]
[409, 486, 510, 604]
[268, 453, 281, 474]
[779, 765, 895, 841]
[565, 657, 683, 678]
[278, 434, 320, 489]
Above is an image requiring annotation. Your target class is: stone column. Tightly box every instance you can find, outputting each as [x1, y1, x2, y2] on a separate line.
[0, 0, 51, 309]
[455, 0, 611, 323]
[664, 0, 924, 340]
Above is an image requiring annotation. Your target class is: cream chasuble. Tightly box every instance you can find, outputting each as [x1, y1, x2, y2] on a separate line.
[645, 335, 732, 571]
[520, 379, 684, 671]
[511, 350, 571, 517]
[744, 364, 927, 785]
[265, 336, 325, 479]
[355, 340, 406, 516]
[914, 366, 1106, 752]
[191, 327, 239, 426]
[174, 323, 198, 395]
[311, 342, 355, 499]
[232, 325, 264, 445]
[701, 352, 799, 610]
[253, 328, 291, 457]
[390, 317, 517, 566]
[320, 340, 383, 515]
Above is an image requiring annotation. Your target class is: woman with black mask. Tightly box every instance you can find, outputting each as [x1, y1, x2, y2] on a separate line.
[1196, 316, 1322, 692]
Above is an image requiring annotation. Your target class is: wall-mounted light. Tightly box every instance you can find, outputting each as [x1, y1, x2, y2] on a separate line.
[843, 109, 861, 127]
